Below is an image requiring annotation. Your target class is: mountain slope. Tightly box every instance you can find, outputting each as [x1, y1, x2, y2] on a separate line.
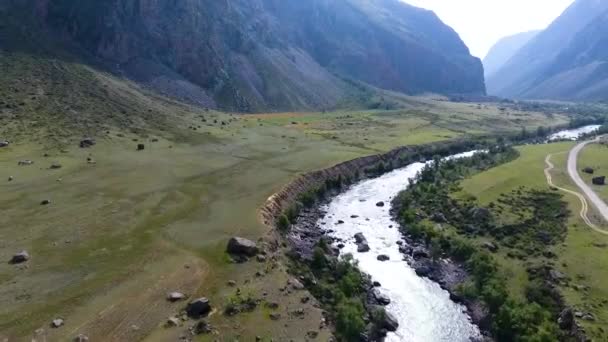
[483, 30, 539, 79]
[486, 0, 608, 99]
[2, 0, 485, 112]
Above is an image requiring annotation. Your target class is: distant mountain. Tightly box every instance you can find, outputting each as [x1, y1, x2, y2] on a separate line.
[1, 0, 485, 112]
[483, 31, 539, 79]
[486, 0, 608, 101]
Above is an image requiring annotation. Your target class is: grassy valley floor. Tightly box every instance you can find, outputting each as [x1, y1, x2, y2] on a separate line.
[0, 52, 584, 341]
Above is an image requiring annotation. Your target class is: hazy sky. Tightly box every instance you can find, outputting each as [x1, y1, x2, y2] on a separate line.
[403, 0, 575, 59]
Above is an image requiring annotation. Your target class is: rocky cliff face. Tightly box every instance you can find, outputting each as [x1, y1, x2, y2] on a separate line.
[5, 0, 485, 111]
[486, 0, 608, 101]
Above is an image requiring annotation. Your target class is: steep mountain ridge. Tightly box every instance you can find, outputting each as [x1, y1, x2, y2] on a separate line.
[486, 0, 608, 101]
[483, 30, 539, 79]
[1, 0, 485, 112]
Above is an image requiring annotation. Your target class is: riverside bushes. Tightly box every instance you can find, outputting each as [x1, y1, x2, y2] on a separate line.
[394, 145, 568, 341]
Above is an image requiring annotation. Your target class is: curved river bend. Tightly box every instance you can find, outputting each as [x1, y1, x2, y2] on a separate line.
[320, 152, 481, 342]
[314, 125, 597, 341]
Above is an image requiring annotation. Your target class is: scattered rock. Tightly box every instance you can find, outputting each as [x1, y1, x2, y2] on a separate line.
[191, 320, 212, 335]
[137, 143, 145, 151]
[40, 199, 51, 206]
[376, 201, 385, 207]
[18, 160, 34, 166]
[372, 306, 399, 332]
[373, 289, 391, 305]
[73, 334, 89, 342]
[549, 269, 567, 283]
[269, 313, 281, 321]
[227, 280, 237, 287]
[167, 292, 186, 302]
[372, 281, 382, 287]
[357, 243, 370, 253]
[482, 241, 498, 253]
[470, 207, 491, 220]
[0, 140, 9, 147]
[337, 220, 345, 224]
[10, 250, 30, 264]
[351, 215, 359, 218]
[592, 176, 606, 186]
[79, 138, 96, 148]
[257, 254, 267, 262]
[186, 297, 211, 318]
[51, 318, 64, 328]
[50, 163, 62, 169]
[354, 233, 367, 244]
[431, 213, 447, 223]
[227, 237, 258, 257]
[414, 265, 432, 277]
[289, 278, 305, 290]
[166, 316, 180, 327]
[8, 176, 13, 182]
[300, 296, 310, 304]
[377, 254, 390, 262]
[582, 313, 595, 321]
[307, 331, 319, 339]
[266, 301, 280, 309]
[412, 247, 429, 259]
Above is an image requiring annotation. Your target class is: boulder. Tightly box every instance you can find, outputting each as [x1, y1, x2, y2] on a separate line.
[50, 163, 62, 169]
[289, 278, 305, 290]
[377, 254, 390, 262]
[187, 297, 211, 318]
[226, 237, 258, 257]
[357, 243, 370, 253]
[41, 199, 51, 206]
[414, 265, 432, 277]
[482, 241, 498, 253]
[373, 289, 391, 305]
[18, 160, 34, 166]
[558, 308, 574, 330]
[137, 144, 145, 151]
[8, 176, 13, 182]
[51, 318, 64, 328]
[470, 207, 491, 220]
[10, 250, 30, 264]
[412, 247, 429, 259]
[0, 140, 9, 147]
[79, 138, 96, 148]
[372, 306, 399, 332]
[166, 316, 180, 327]
[74, 335, 89, 342]
[354, 233, 367, 244]
[592, 176, 606, 185]
[167, 291, 186, 302]
[372, 281, 382, 287]
[192, 320, 212, 335]
[376, 201, 385, 207]
[582, 167, 594, 174]
[431, 212, 447, 223]
[269, 313, 281, 321]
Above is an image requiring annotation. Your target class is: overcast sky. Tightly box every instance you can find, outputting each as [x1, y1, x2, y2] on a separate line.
[403, 0, 575, 59]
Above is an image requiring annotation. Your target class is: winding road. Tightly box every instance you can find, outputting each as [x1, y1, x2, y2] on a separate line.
[544, 138, 608, 235]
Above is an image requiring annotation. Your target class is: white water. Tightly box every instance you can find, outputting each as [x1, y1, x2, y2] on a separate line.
[320, 152, 482, 342]
[548, 125, 601, 141]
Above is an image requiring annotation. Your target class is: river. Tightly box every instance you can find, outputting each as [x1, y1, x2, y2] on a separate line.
[320, 151, 482, 342]
[548, 124, 601, 141]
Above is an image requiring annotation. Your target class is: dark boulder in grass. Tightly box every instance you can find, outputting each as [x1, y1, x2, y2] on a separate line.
[227, 237, 258, 257]
[187, 297, 211, 318]
[10, 250, 30, 264]
[137, 143, 145, 151]
[592, 176, 606, 185]
[0, 140, 9, 147]
[79, 138, 96, 148]
[582, 167, 594, 174]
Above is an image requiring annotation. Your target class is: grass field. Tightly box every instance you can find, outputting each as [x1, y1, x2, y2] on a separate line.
[0, 52, 582, 340]
[458, 142, 608, 340]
